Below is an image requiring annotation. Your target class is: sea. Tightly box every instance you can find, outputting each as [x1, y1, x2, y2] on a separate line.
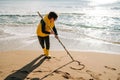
[0, 0, 120, 54]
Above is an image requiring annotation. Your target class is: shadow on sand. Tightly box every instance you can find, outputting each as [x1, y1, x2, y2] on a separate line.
[4, 54, 47, 80]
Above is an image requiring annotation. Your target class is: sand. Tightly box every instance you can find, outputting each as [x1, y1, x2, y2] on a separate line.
[0, 50, 120, 80]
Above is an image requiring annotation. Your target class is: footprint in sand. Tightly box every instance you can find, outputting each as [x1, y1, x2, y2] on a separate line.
[104, 66, 116, 71]
[118, 73, 120, 75]
[54, 70, 62, 74]
[76, 77, 86, 80]
[54, 70, 86, 80]
[86, 70, 102, 80]
[62, 72, 73, 79]
[117, 77, 120, 80]
[52, 57, 61, 61]
[54, 70, 73, 79]
[0, 71, 2, 74]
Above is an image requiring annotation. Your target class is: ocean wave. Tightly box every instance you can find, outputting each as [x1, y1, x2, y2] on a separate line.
[59, 29, 120, 45]
[0, 14, 39, 25]
[0, 13, 120, 45]
[0, 29, 15, 39]
[0, 13, 120, 32]
[58, 22, 107, 30]
[111, 7, 120, 10]
[83, 34, 120, 45]
[0, 12, 85, 17]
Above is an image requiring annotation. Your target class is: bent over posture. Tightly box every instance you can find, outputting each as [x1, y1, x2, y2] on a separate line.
[36, 12, 58, 58]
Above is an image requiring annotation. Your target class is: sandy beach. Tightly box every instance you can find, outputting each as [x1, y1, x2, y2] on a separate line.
[0, 50, 120, 80]
[0, 0, 120, 80]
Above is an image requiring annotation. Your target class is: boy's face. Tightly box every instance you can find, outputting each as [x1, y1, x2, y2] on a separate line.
[50, 18, 56, 23]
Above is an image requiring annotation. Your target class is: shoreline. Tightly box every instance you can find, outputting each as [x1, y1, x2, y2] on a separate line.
[1, 35, 120, 54]
[0, 50, 120, 80]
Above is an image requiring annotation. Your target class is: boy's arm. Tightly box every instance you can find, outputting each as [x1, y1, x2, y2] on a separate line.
[41, 20, 50, 34]
[52, 26, 58, 35]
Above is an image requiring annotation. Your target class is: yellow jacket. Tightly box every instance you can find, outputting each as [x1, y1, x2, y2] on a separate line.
[36, 14, 55, 37]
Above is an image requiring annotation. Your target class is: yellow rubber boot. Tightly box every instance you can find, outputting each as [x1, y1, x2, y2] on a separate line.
[43, 48, 46, 55]
[45, 49, 49, 56]
[45, 49, 51, 59]
[43, 48, 48, 56]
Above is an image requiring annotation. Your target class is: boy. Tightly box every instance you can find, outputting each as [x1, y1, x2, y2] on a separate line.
[36, 12, 58, 58]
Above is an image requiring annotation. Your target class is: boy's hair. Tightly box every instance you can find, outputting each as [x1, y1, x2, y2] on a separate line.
[48, 12, 58, 20]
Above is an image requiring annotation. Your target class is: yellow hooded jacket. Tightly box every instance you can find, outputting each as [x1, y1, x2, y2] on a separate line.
[36, 14, 55, 37]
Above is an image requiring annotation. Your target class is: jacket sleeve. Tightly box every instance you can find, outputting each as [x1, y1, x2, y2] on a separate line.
[53, 26, 58, 35]
[41, 20, 50, 34]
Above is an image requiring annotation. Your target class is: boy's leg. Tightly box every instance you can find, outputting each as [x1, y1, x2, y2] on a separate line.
[38, 36, 47, 55]
[45, 36, 50, 50]
[37, 36, 45, 49]
[44, 36, 50, 56]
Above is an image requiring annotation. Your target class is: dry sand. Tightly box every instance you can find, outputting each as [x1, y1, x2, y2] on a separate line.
[0, 50, 120, 80]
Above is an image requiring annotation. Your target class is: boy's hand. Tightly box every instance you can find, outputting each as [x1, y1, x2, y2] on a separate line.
[50, 30, 54, 34]
[55, 35, 59, 39]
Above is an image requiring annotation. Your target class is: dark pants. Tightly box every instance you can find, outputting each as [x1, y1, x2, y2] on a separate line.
[37, 36, 50, 50]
